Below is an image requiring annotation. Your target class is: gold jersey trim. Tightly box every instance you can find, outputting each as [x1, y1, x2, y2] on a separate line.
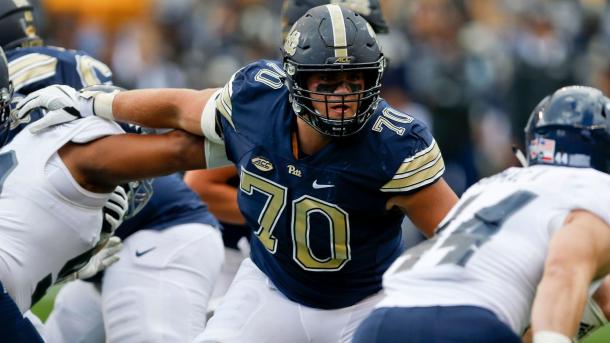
[381, 140, 445, 192]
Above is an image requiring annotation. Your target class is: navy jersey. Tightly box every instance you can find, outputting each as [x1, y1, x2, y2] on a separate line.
[214, 60, 446, 309]
[6, 46, 112, 94]
[116, 174, 220, 239]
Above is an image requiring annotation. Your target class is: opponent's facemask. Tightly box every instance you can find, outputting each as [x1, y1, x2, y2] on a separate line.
[283, 4, 385, 137]
[281, 0, 389, 40]
[525, 85, 610, 173]
[0, 46, 13, 146]
[123, 179, 154, 219]
[0, 0, 42, 50]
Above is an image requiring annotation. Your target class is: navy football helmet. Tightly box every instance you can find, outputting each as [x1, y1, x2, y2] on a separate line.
[283, 4, 385, 137]
[525, 86, 610, 172]
[0, 0, 42, 50]
[281, 0, 389, 39]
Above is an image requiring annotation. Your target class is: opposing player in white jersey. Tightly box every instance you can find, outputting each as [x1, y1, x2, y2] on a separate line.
[0, 1, 225, 340]
[0, 46, 209, 341]
[352, 85, 610, 343]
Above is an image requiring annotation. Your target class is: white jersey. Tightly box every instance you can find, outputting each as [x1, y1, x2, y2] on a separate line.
[379, 165, 610, 334]
[0, 117, 123, 312]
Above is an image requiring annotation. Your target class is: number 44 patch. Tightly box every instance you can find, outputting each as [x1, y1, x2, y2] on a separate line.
[554, 152, 568, 165]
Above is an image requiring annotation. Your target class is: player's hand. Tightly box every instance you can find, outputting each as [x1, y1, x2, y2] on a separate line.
[57, 236, 123, 283]
[102, 184, 129, 238]
[16, 84, 92, 117]
[15, 85, 100, 132]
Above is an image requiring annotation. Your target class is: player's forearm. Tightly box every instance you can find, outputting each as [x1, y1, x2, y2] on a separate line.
[111, 89, 207, 135]
[62, 130, 205, 193]
[531, 265, 591, 337]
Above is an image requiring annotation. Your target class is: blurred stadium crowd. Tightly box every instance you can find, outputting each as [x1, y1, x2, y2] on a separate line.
[33, 0, 610, 194]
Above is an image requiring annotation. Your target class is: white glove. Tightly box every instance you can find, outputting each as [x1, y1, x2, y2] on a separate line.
[57, 236, 123, 283]
[102, 185, 129, 237]
[17, 84, 93, 117]
[15, 85, 113, 133]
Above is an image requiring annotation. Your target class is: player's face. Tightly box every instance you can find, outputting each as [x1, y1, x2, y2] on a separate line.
[306, 71, 365, 120]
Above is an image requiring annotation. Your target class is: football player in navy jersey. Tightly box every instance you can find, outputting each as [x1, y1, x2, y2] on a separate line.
[18, 5, 458, 342]
[0, 1, 224, 341]
[184, 0, 392, 311]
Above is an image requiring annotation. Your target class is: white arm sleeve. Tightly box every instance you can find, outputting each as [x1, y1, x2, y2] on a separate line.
[204, 140, 233, 169]
[200, 89, 231, 168]
[200, 89, 224, 144]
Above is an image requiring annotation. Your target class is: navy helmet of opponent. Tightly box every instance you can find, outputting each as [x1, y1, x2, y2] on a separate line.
[525, 85, 610, 172]
[283, 4, 385, 137]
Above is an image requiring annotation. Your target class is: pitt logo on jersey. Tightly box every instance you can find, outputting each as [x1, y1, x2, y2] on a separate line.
[287, 165, 302, 177]
[252, 157, 273, 172]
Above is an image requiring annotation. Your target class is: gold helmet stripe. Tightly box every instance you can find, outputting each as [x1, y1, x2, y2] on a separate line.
[326, 4, 348, 58]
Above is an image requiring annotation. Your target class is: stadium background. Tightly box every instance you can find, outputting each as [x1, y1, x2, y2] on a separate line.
[24, 0, 610, 341]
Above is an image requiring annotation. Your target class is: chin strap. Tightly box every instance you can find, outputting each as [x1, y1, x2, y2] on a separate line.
[512, 145, 529, 167]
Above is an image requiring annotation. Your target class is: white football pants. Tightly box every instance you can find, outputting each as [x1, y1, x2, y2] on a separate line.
[44, 223, 224, 342]
[195, 258, 383, 343]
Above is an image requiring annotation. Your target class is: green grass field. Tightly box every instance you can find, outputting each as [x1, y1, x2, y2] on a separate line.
[29, 285, 610, 342]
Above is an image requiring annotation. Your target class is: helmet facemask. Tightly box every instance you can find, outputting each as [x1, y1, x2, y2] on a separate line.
[123, 179, 154, 220]
[285, 59, 384, 137]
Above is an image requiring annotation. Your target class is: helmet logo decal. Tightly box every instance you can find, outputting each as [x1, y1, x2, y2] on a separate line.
[331, 0, 372, 16]
[284, 29, 300, 57]
[20, 11, 37, 39]
[252, 157, 274, 172]
[326, 5, 348, 58]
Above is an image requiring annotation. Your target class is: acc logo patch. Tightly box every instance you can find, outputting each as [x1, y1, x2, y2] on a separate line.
[251, 157, 274, 172]
[284, 30, 300, 56]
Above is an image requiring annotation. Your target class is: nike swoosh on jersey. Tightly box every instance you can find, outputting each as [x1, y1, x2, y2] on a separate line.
[135, 247, 156, 257]
[312, 180, 335, 189]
